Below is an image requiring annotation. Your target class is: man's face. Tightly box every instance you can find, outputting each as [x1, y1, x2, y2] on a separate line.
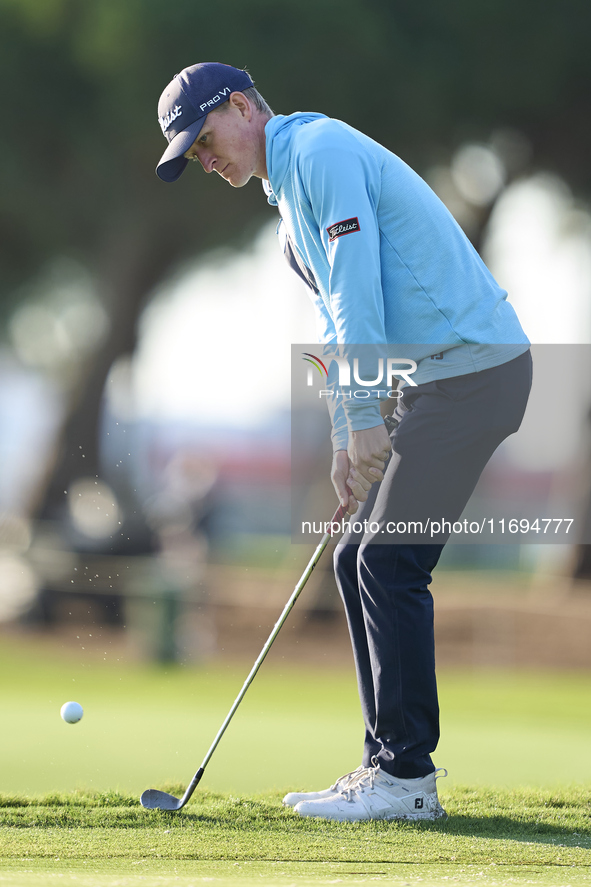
[183, 93, 267, 187]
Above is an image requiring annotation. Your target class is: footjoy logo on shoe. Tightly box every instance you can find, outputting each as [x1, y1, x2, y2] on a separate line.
[414, 798, 424, 809]
[326, 217, 360, 241]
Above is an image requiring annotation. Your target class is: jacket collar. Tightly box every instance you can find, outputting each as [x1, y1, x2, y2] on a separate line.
[263, 112, 328, 205]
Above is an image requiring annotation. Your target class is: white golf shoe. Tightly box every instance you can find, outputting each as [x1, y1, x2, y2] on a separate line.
[293, 759, 447, 821]
[282, 765, 365, 807]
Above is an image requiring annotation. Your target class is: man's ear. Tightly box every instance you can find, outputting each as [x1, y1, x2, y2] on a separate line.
[228, 91, 252, 119]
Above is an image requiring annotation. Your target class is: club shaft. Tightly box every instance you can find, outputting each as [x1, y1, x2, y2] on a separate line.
[142, 502, 349, 809]
[196, 506, 346, 775]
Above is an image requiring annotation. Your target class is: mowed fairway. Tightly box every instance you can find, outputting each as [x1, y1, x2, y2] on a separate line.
[1, 635, 591, 794]
[1, 635, 591, 886]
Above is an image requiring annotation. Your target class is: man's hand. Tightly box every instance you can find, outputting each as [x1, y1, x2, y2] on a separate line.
[331, 424, 392, 514]
[331, 449, 358, 514]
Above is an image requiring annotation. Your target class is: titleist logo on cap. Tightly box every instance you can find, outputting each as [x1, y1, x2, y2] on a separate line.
[326, 217, 361, 241]
[159, 104, 183, 134]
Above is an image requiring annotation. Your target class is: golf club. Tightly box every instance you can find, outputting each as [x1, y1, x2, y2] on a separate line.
[141, 414, 398, 811]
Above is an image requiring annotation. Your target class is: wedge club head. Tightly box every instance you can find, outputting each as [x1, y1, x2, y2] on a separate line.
[140, 767, 204, 811]
[140, 789, 185, 811]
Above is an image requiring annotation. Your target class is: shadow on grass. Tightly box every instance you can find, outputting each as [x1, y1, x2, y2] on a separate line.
[435, 814, 591, 848]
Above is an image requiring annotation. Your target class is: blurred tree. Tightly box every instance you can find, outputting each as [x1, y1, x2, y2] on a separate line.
[1, 0, 590, 531]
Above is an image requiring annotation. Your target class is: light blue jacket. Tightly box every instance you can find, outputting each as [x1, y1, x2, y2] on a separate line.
[264, 113, 529, 450]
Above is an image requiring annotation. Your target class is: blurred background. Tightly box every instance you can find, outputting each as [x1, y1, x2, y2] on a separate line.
[1, 0, 591, 796]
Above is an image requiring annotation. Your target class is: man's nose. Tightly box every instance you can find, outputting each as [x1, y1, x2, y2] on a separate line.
[196, 149, 216, 174]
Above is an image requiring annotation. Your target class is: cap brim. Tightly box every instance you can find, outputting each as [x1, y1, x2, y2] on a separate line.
[156, 118, 205, 182]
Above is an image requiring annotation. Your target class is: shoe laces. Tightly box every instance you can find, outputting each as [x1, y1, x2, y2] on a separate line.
[339, 756, 380, 801]
[330, 764, 364, 791]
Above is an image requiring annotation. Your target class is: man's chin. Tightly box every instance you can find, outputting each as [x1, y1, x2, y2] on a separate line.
[225, 170, 253, 188]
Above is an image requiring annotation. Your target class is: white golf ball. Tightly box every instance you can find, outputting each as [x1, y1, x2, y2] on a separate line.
[60, 701, 84, 724]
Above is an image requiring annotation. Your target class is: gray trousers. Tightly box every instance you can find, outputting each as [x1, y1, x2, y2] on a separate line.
[334, 351, 533, 777]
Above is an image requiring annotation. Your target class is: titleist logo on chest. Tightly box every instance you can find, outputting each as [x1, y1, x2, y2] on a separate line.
[326, 217, 361, 242]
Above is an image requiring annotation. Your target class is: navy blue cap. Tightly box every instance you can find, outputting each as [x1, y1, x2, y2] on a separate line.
[156, 62, 254, 183]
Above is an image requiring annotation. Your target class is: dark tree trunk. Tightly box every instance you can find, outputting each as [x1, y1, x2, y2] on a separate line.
[36, 213, 182, 522]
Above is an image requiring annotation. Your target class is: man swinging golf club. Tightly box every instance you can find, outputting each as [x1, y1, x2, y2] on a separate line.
[155, 62, 531, 822]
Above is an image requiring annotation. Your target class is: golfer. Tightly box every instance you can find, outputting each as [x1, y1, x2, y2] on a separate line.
[156, 63, 532, 821]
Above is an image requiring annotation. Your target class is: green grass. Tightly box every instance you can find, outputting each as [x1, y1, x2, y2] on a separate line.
[1, 786, 590, 886]
[1, 636, 591, 884]
[1, 635, 591, 795]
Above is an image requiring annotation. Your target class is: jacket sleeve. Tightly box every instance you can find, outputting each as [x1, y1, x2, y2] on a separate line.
[296, 136, 388, 435]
